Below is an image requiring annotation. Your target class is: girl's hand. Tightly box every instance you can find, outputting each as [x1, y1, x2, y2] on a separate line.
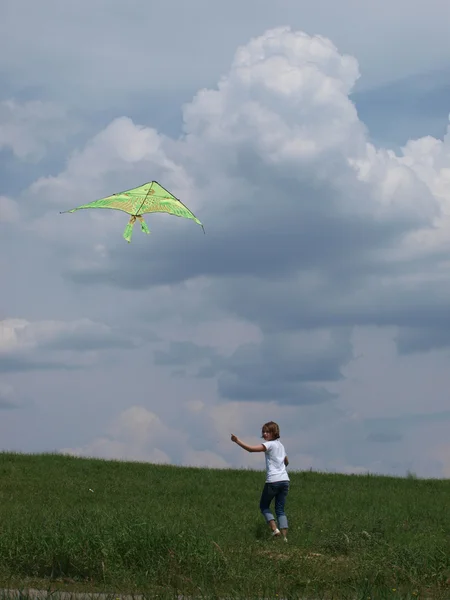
[231, 434, 238, 443]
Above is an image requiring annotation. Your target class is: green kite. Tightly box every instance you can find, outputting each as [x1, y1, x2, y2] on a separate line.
[60, 181, 205, 243]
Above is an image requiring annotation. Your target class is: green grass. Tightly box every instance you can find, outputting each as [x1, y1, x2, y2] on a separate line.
[1, 452, 450, 599]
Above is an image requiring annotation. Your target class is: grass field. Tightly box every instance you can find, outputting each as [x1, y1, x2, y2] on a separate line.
[1, 452, 450, 599]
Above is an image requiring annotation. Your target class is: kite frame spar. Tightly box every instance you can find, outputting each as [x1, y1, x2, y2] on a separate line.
[60, 180, 205, 242]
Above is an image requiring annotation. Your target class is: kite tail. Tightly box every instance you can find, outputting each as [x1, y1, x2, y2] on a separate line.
[137, 215, 150, 235]
[123, 216, 136, 243]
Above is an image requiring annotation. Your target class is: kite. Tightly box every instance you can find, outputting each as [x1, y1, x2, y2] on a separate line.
[60, 181, 205, 243]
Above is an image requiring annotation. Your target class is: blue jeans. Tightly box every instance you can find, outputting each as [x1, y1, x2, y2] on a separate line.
[259, 480, 290, 529]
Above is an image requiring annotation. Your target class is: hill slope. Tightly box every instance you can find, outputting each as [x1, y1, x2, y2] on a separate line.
[1, 452, 450, 599]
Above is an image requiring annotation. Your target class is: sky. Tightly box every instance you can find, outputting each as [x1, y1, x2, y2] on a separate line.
[1, 0, 450, 479]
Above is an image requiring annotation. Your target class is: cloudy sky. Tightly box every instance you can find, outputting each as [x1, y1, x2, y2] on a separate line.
[2, 0, 450, 478]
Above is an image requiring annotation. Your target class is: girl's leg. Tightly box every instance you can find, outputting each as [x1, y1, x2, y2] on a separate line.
[259, 483, 279, 534]
[274, 481, 290, 539]
[269, 520, 279, 533]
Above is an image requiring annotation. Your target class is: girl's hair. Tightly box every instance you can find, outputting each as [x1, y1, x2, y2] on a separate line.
[261, 421, 280, 440]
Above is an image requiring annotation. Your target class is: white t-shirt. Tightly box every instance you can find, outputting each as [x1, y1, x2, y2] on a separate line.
[262, 439, 290, 483]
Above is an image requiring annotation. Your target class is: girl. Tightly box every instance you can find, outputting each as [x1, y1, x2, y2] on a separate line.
[231, 421, 290, 541]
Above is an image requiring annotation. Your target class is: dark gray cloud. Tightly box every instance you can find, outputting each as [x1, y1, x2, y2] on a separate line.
[213, 335, 347, 403]
[0, 318, 146, 374]
[0, 356, 83, 374]
[41, 328, 138, 352]
[65, 174, 426, 289]
[154, 341, 218, 366]
[210, 272, 450, 334]
[154, 328, 353, 405]
[217, 376, 335, 405]
[62, 160, 440, 349]
[395, 325, 450, 355]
